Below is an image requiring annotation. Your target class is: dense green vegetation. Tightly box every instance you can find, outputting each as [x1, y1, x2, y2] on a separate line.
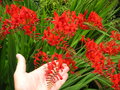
[0, 0, 120, 90]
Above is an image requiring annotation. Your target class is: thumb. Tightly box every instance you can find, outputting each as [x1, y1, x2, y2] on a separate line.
[15, 54, 26, 73]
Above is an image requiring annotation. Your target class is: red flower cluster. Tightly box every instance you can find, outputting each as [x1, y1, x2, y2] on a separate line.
[33, 51, 48, 68]
[118, 60, 120, 70]
[83, 36, 120, 89]
[110, 31, 120, 40]
[34, 51, 77, 73]
[0, 0, 2, 4]
[84, 38, 106, 75]
[110, 73, 120, 90]
[52, 10, 104, 33]
[33, 50, 77, 89]
[40, 10, 105, 88]
[6, 4, 39, 35]
[52, 11, 78, 37]
[77, 13, 89, 30]
[87, 11, 103, 29]
[1, 4, 39, 38]
[42, 27, 64, 46]
[42, 11, 104, 48]
[99, 40, 120, 55]
[77, 11, 103, 30]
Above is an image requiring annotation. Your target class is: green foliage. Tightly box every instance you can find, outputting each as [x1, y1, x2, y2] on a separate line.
[0, 0, 119, 90]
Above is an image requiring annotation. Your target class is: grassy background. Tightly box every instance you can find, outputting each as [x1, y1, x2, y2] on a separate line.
[0, 0, 120, 90]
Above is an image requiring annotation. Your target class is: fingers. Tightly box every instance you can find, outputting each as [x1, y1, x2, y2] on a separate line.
[53, 73, 68, 90]
[33, 63, 47, 73]
[31, 62, 69, 90]
[59, 64, 69, 75]
[51, 64, 69, 90]
[15, 54, 26, 74]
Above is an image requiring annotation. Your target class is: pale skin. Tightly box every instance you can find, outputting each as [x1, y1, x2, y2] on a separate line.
[14, 54, 69, 90]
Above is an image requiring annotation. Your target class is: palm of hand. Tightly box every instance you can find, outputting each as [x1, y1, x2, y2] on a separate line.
[14, 54, 69, 90]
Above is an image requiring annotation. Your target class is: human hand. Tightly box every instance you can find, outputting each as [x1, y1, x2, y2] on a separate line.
[14, 54, 69, 90]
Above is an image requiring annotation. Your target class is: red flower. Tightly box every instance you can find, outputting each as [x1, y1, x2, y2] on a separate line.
[118, 60, 120, 70]
[6, 4, 20, 17]
[87, 11, 103, 29]
[85, 39, 105, 74]
[0, 0, 2, 4]
[42, 27, 64, 46]
[23, 25, 36, 35]
[52, 11, 78, 37]
[33, 50, 77, 85]
[1, 19, 11, 37]
[77, 11, 104, 30]
[84, 38, 117, 76]
[33, 51, 48, 67]
[4, 4, 39, 36]
[110, 74, 120, 90]
[99, 40, 120, 55]
[80, 35, 85, 42]
[110, 31, 120, 40]
[77, 13, 89, 30]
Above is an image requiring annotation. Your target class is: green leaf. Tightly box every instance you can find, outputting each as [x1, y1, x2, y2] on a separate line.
[7, 34, 17, 90]
[62, 74, 99, 90]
